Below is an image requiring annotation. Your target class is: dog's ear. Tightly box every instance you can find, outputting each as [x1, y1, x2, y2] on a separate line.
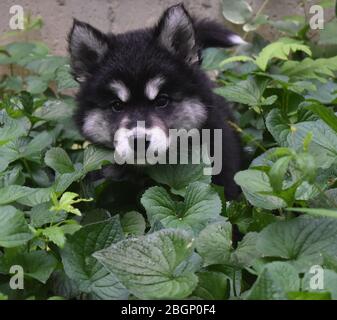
[194, 19, 247, 49]
[155, 4, 198, 64]
[68, 19, 108, 81]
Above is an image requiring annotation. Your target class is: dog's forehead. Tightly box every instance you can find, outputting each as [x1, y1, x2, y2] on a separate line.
[107, 76, 166, 101]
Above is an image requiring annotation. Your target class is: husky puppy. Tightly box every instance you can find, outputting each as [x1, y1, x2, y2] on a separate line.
[68, 3, 245, 200]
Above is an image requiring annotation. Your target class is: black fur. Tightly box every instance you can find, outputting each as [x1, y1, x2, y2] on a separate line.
[68, 3, 244, 200]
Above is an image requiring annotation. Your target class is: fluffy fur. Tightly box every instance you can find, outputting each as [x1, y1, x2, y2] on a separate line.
[68, 3, 244, 200]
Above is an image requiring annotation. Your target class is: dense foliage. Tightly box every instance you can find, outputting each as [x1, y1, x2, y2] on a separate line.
[0, 2, 337, 300]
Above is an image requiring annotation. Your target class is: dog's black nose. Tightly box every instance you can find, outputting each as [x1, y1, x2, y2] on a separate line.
[129, 136, 150, 153]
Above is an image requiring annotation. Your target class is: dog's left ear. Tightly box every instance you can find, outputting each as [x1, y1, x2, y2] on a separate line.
[68, 19, 109, 81]
[155, 4, 198, 64]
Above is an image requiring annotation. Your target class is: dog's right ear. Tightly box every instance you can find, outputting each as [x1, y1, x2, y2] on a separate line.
[68, 19, 108, 82]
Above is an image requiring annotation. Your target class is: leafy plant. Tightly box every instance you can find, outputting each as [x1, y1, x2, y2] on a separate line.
[0, 7, 337, 300]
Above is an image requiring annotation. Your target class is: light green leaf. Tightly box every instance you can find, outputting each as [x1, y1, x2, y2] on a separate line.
[255, 38, 311, 71]
[83, 145, 115, 173]
[51, 192, 92, 216]
[222, 0, 253, 24]
[30, 202, 67, 227]
[93, 229, 200, 300]
[287, 207, 337, 218]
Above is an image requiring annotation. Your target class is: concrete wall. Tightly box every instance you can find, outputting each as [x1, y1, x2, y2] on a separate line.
[0, 0, 330, 55]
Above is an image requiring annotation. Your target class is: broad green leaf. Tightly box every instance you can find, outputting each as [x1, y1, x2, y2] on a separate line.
[45, 148, 75, 174]
[34, 99, 75, 122]
[196, 221, 232, 266]
[30, 202, 67, 227]
[257, 216, 337, 272]
[93, 229, 200, 300]
[141, 182, 222, 233]
[193, 271, 229, 300]
[16, 187, 52, 207]
[231, 232, 261, 267]
[255, 38, 311, 71]
[281, 56, 337, 81]
[246, 262, 300, 300]
[219, 55, 254, 67]
[83, 145, 115, 173]
[26, 76, 48, 94]
[288, 120, 337, 169]
[0, 250, 57, 284]
[0, 206, 33, 247]
[61, 217, 128, 300]
[146, 150, 212, 196]
[222, 0, 253, 24]
[120, 211, 146, 236]
[55, 65, 79, 91]
[0, 111, 30, 146]
[0, 185, 36, 205]
[234, 170, 287, 210]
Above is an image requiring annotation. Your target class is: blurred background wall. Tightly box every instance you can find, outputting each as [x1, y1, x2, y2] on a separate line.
[0, 0, 330, 55]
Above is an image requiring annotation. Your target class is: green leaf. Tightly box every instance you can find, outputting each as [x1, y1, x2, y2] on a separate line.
[26, 76, 48, 94]
[83, 145, 115, 173]
[61, 217, 128, 300]
[30, 202, 67, 227]
[307, 104, 337, 134]
[120, 211, 146, 236]
[255, 38, 311, 71]
[93, 229, 200, 300]
[219, 55, 254, 67]
[257, 216, 337, 271]
[222, 0, 253, 24]
[281, 56, 337, 81]
[288, 120, 337, 169]
[196, 221, 232, 266]
[193, 271, 229, 300]
[141, 182, 222, 233]
[269, 156, 291, 192]
[45, 148, 75, 174]
[0, 250, 57, 284]
[0, 206, 33, 247]
[55, 64, 79, 91]
[41, 226, 66, 248]
[50, 192, 92, 216]
[0, 111, 30, 146]
[246, 262, 300, 300]
[0, 185, 36, 205]
[287, 207, 337, 218]
[146, 150, 211, 196]
[234, 169, 287, 210]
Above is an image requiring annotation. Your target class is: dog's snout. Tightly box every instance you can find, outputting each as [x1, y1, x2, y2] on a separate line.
[129, 135, 150, 153]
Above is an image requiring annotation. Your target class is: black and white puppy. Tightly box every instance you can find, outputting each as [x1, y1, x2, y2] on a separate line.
[68, 3, 245, 200]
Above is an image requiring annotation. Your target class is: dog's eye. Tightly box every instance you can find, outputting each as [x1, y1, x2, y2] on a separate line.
[110, 99, 124, 112]
[154, 94, 170, 108]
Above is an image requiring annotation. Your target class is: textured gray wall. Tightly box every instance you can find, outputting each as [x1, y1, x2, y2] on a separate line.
[0, 0, 329, 55]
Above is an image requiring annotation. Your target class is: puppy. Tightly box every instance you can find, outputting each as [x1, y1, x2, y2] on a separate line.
[68, 3, 245, 200]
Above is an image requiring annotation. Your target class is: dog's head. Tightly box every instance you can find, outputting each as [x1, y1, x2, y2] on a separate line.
[68, 4, 244, 162]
